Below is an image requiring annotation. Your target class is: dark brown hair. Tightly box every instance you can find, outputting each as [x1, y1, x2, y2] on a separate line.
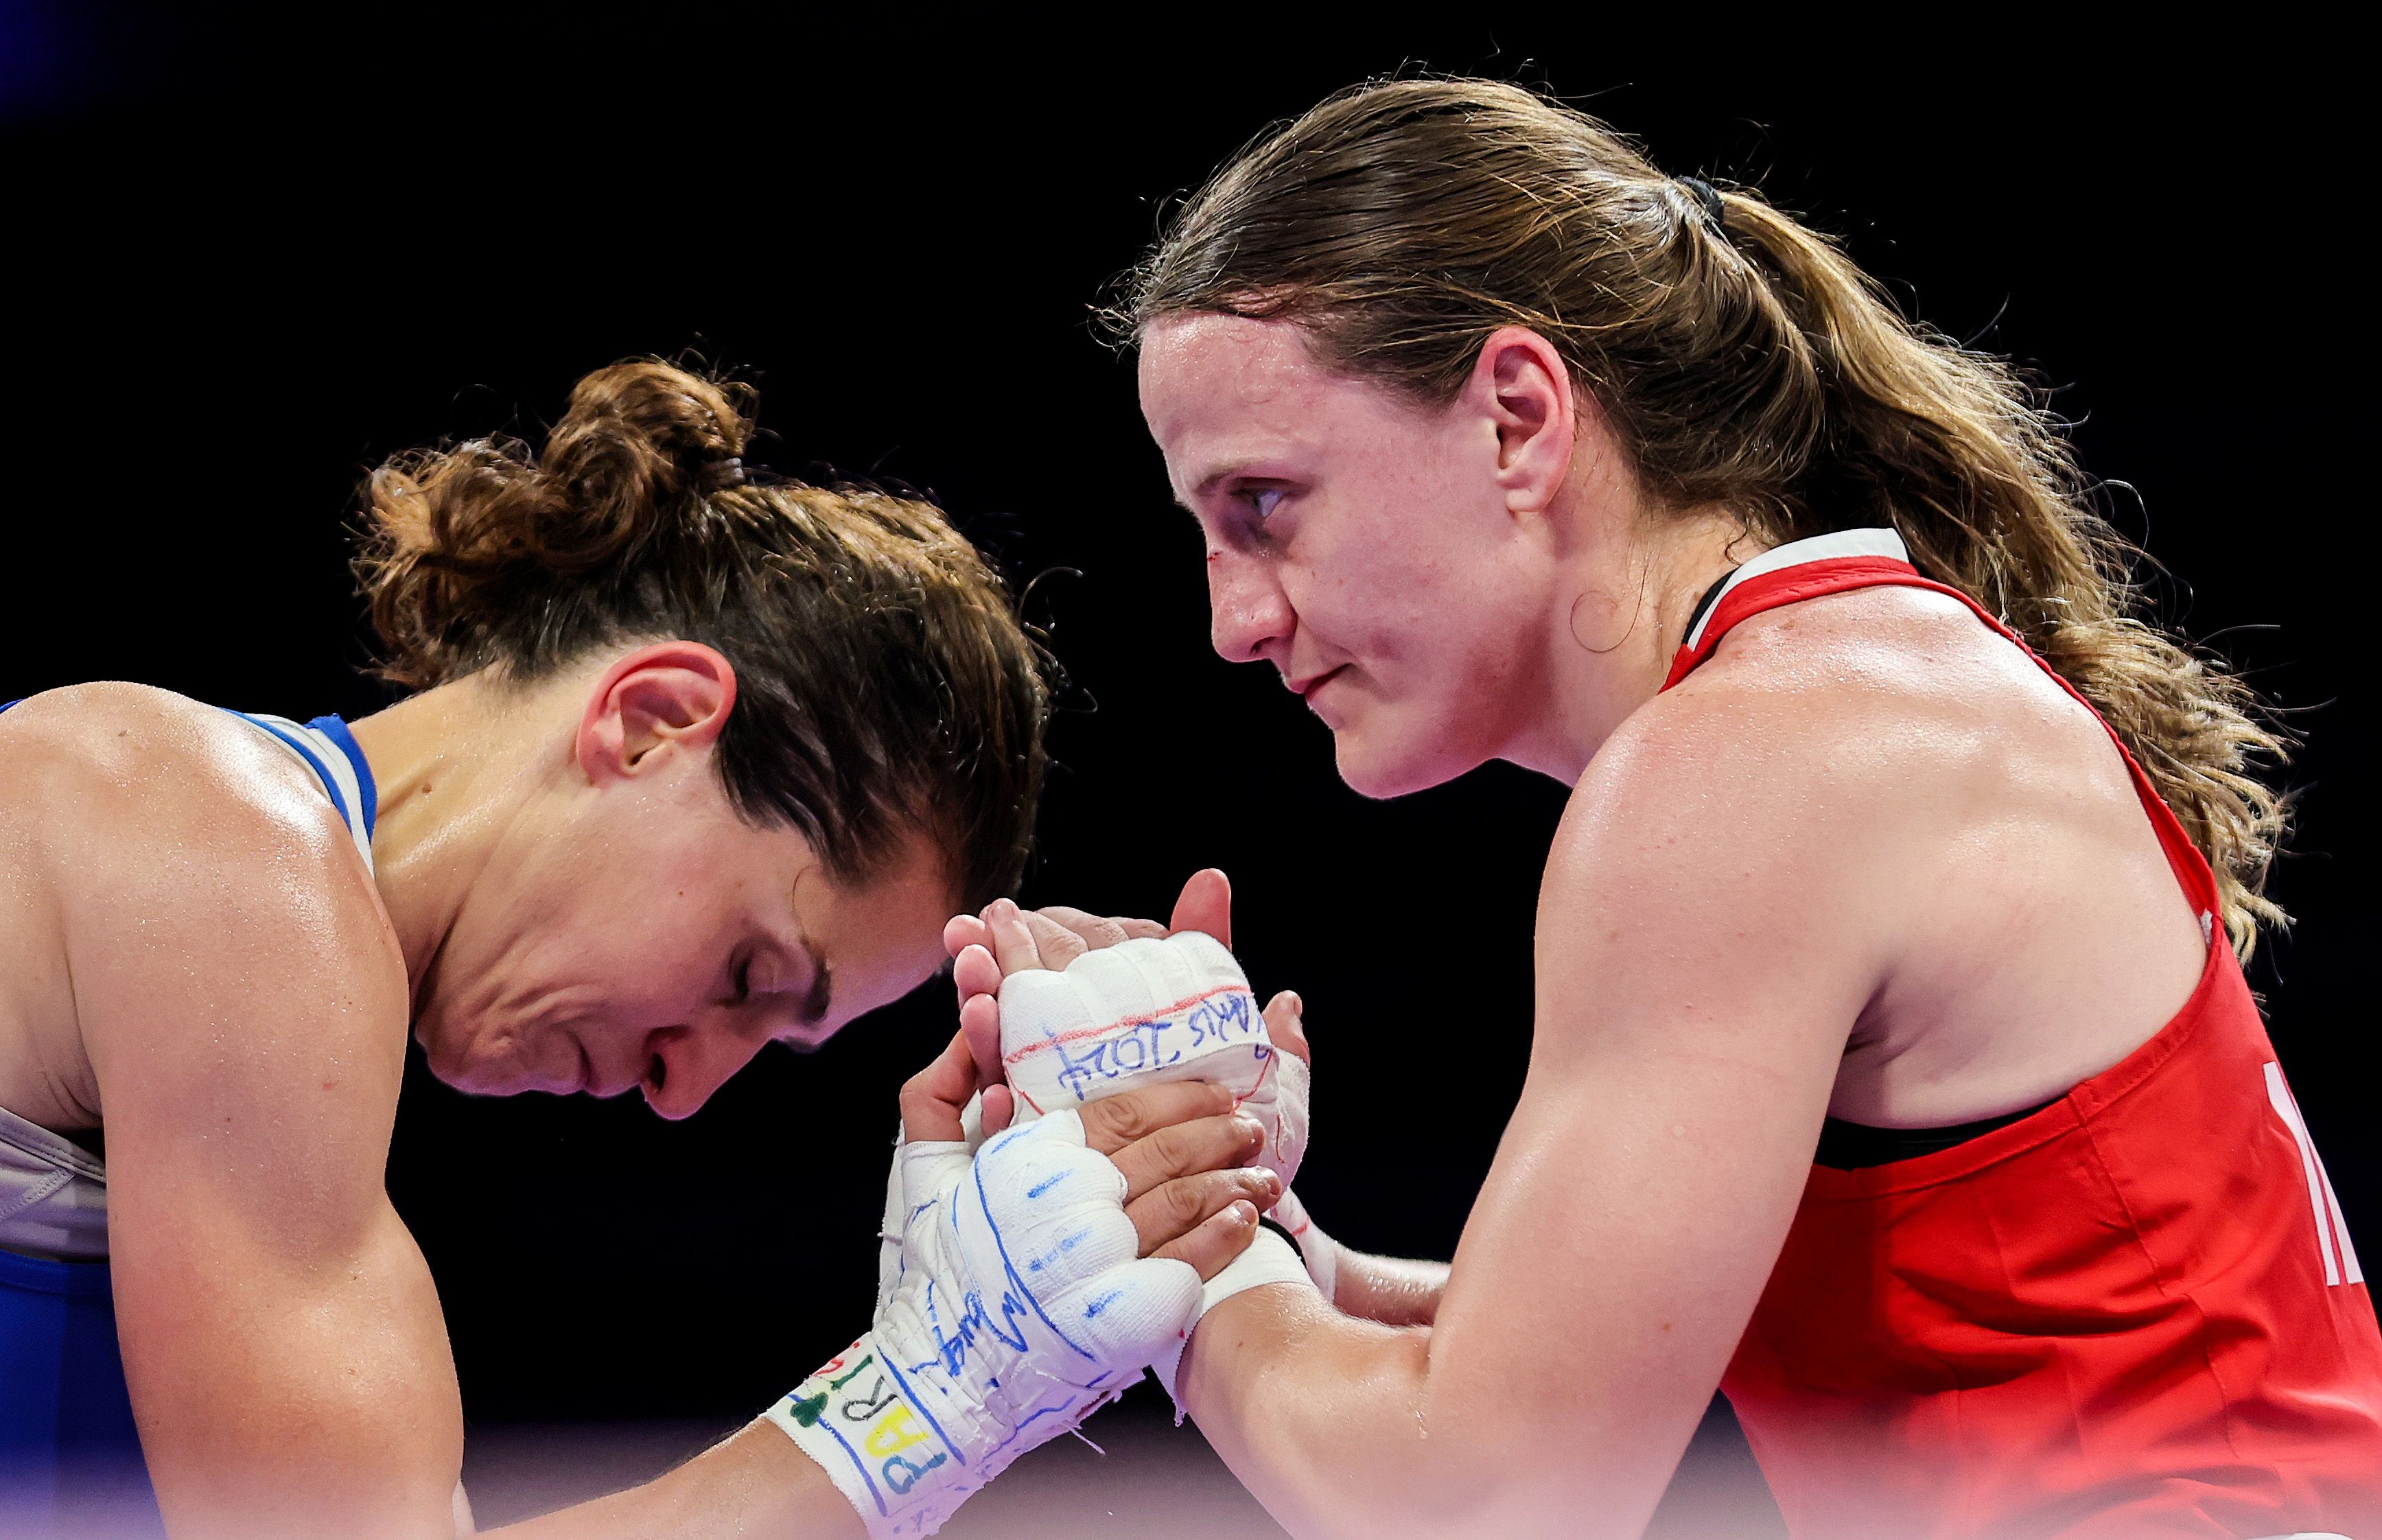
[1116, 77, 2289, 954]
[356, 360, 1048, 909]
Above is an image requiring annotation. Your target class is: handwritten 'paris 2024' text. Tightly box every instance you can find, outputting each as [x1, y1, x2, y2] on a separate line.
[1044, 988, 1268, 1104]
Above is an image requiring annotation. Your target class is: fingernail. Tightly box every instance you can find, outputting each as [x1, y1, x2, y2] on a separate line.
[1285, 992, 1303, 1014]
[1254, 1167, 1281, 1195]
[1228, 1201, 1257, 1225]
[1232, 1115, 1264, 1145]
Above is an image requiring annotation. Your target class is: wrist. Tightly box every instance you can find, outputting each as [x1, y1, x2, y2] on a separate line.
[766, 1333, 967, 1539]
[1155, 1225, 1318, 1407]
[1268, 1189, 1342, 1307]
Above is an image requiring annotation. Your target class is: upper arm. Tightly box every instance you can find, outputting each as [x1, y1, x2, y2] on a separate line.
[55, 703, 463, 1538]
[1419, 689, 1888, 1530]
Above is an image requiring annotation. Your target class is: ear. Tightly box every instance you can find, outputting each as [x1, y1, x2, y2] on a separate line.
[574, 641, 740, 786]
[1462, 326, 1578, 517]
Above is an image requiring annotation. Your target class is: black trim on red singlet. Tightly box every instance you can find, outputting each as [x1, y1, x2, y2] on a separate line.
[1814, 1101, 2059, 1170]
[1681, 570, 1732, 647]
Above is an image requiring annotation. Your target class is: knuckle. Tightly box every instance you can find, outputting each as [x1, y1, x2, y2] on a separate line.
[1099, 1092, 1156, 1143]
[1167, 1177, 1213, 1227]
[1144, 1119, 1196, 1173]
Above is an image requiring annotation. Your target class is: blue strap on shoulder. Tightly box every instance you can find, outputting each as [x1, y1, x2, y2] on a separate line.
[307, 714, 378, 837]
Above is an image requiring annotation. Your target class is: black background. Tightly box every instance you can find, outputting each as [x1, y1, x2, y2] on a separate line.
[3, 10, 2369, 1532]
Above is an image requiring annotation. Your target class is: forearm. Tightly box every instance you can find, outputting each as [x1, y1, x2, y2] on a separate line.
[1180, 1285, 1487, 1540]
[489, 1423, 862, 1540]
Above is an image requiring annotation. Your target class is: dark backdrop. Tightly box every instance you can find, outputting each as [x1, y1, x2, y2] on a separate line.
[3, 12, 2367, 1533]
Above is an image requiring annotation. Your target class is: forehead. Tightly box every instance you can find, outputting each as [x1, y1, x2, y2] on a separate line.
[793, 836, 954, 1027]
[1137, 314, 1397, 485]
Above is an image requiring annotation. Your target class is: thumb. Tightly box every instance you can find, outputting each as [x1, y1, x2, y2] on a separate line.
[898, 1029, 979, 1142]
[1167, 867, 1233, 948]
[1263, 990, 1309, 1066]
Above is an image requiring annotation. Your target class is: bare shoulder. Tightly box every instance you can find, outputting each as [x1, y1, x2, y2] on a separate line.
[5, 682, 381, 909]
[1540, 583, 2194, 1117]
[3, 684, 406, 1163]
[1539, 587, 2082, 1012]
[1563, 583, 2095, 868]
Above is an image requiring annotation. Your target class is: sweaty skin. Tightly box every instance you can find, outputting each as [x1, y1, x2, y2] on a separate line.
[0, 655, 1271, 1540]
[1102, 314, 2209, 1539]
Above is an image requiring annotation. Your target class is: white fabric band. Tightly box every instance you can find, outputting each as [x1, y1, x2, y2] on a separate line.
[1268, 1187, 1340, 1303]
[1152, 1225, 1316, 1400]
[769, 1110, 1200, 1537]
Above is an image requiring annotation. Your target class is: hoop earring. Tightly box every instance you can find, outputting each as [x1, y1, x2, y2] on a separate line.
[1567, 587, 1633, 653]
[1568, 550, 1656, 655]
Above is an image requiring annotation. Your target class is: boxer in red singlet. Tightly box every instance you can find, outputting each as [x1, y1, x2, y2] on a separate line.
[1001, 77, 2382, 1539]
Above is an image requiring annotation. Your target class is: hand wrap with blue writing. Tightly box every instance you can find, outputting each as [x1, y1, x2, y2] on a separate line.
[767, 1111, 1201, 1537]
[996, 933, 1324, 1399]
[999, 932, 1309, 1187]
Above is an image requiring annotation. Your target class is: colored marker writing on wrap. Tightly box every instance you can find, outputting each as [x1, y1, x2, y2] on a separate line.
[918, 1274, 1033, 1378]
[1030, 988, 1265, 1103]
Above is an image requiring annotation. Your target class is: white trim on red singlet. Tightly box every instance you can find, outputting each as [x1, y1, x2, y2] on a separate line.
[1683, 526, 1913, 653]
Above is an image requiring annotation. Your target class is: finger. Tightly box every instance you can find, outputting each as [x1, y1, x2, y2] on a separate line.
[944, 913, 993, 960]
[959, 990, 1003, 1088]
[1112, 915, 1167, 940]
[953, 942, 1003, 1002]
[981, 898, 1048, 975]
[959, 992, 1003, 1083]
[1151, 1199, 1263, 1281]
[1075, 1079, 1239, 1156]
[1034, 905, 1134, 953]
[1263, 990, 1310, 1066]
[1110, 1112, 1265, 1202]
[1167, 868, 1233, 947]
[898, 1029, 979, 1142]
[981, 1084, 1015, 1136]
[1019, 909, 1090, 970]
[1129, 1168, 1283, 1261]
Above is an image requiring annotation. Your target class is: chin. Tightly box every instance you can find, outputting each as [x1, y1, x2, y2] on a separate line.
[417, 1009, 530, 1097]
[1330, 721, 1481, 800]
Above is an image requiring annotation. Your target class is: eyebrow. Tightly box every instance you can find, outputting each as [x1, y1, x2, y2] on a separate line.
[1188, 464, 1246, 502]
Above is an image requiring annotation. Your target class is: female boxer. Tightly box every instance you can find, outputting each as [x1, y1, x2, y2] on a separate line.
[0, 361, 1278, 1539]
[970, 78, 2382, 1539]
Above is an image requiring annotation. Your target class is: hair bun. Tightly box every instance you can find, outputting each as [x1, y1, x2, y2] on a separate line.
[357, 360, 758, 686]
[541, 360, 754, 523]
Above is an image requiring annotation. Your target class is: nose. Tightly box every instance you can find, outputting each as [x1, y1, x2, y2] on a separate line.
[1206, 546, 1294, 665]
[640, 1021, 768, 1120]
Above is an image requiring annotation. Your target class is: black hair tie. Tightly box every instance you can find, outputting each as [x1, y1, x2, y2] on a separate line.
[1677, 176, 1728, 238]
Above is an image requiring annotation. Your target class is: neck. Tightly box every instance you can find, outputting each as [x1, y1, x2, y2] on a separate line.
[1503, 506, 1762, 784]
[345, 670, 573, 1005]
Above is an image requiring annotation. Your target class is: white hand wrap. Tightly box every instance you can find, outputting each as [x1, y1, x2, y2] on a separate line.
[769, 1111, 1200, 1538]
[998, 932, 1309, 1189]
[996, 932, 1324, 1399]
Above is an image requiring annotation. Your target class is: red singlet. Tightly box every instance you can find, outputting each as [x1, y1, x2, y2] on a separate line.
[1662, 532, 2382, 1539]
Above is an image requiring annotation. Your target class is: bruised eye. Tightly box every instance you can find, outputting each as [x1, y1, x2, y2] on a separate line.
[1245, 487, 1287, 522]
[730, 955, 754, 1006]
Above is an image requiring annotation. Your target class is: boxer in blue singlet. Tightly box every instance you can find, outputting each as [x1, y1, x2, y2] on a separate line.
[0, 362, 1274, 1539]
[0, 712, 371, 1532]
